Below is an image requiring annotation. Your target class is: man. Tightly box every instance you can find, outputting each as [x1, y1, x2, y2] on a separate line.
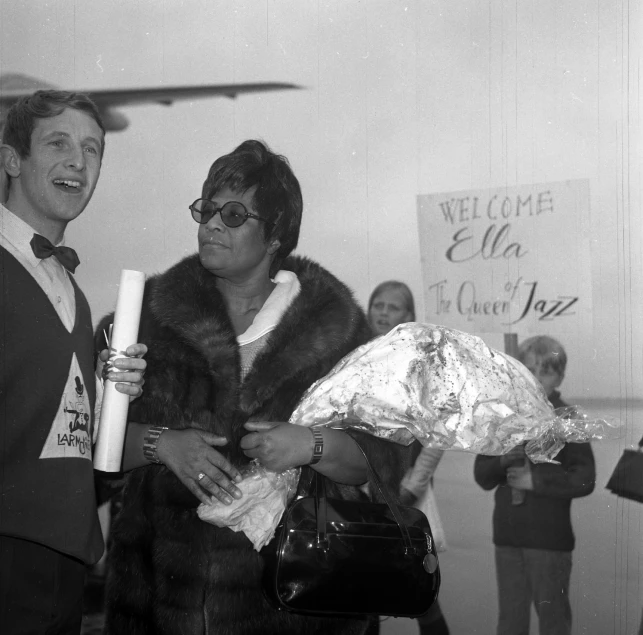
[0, 90, 146, 634]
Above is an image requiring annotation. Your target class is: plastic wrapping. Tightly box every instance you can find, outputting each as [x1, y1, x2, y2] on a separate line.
[289, 323, 620, 463]
[197, 461, 300, 550]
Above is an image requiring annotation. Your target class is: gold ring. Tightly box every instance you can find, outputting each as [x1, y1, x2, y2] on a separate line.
[197, 472, 206, 481]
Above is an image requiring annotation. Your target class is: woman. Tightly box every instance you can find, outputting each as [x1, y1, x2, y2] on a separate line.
[99, 140, 411, 635]
[367, 279, 416, 336]
[367, 281, 451, 635]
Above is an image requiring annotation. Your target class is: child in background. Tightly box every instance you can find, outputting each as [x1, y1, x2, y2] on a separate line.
[473, 336, 596, 635]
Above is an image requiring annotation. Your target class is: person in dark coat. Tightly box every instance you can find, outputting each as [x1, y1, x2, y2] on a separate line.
[99, 139, 413, 635]
[474, 335, 595, 635]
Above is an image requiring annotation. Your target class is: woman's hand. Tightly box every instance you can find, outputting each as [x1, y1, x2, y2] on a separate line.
[97, 343, 148, 399]
[241, 422, 367, 485]
[156, 428, 243, 506]
[240, 421, 313, 472]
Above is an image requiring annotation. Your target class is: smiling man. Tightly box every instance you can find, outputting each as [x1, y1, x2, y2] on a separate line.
[3, 104, 103, 240]
[0, 91, 145, 634]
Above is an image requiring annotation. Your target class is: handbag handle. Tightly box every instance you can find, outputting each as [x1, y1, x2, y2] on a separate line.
[313, 441, 416, 554]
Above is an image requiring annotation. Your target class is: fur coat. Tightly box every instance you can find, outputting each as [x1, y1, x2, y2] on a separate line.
[98, 254, 413, 635]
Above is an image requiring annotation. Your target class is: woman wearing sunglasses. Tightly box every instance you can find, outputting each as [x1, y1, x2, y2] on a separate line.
[97, 140, 411, 635]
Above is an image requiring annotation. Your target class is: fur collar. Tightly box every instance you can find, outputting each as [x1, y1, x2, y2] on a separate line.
[136, 253, 370, 439]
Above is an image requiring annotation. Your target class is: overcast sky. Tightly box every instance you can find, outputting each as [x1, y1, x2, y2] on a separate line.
[1, 0, 640, 402]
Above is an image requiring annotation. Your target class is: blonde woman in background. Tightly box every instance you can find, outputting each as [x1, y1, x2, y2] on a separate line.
[366, 281, 450, 635]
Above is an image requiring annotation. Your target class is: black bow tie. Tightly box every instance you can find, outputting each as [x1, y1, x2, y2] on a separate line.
[30, 234, 80, 274]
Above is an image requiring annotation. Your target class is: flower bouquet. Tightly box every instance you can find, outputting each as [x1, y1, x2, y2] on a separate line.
[290, 322, 619, 463]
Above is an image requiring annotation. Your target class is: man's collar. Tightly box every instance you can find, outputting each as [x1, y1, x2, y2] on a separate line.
[0, 204, 67, 268]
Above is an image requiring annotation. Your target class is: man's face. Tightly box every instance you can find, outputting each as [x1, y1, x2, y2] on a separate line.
[13, 108, 103, 232]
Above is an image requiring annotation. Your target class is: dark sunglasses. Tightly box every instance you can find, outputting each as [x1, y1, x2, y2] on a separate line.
[189, 199, 273, 228]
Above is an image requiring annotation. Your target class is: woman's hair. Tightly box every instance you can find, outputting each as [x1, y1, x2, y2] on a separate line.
[367, 280, 416, 321]
[201, 139, 303, 276]
[2, 90, 106, 159]
[517, 335, 567, 376]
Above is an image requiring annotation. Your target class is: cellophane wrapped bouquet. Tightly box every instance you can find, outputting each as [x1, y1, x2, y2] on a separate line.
[199, 322, 619, 549]
[290, 322, 618, 462]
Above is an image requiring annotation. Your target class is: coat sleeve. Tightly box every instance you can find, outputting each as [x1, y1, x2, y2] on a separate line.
[530, 442, 596, 499]
[473, 455, 507, 490]
[401, 448, 445, 498]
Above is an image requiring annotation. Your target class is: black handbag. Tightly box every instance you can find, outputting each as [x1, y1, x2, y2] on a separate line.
[606, 436, 643, 503]
[261, 445, 441, 617]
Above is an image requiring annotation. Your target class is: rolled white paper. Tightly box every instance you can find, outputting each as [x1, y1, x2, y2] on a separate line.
[93, 269, 146, 472]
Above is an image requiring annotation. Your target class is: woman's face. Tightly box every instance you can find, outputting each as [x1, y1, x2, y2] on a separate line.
[197, 186, 279, 280]
[368, 288, 412, 336]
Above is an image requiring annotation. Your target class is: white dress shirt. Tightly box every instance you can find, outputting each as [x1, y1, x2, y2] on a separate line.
[0, 203, 76, 332]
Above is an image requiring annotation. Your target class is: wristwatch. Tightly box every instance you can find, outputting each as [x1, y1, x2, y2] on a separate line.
[143, 426, 169, 464]
[309, 427, 324, 465]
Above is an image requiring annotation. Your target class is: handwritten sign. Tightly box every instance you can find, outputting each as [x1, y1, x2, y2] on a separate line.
[417, 180, 592, 334]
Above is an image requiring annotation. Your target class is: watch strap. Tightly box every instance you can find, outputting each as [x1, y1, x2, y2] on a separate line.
[309, 427, 324, 465]
[143, 426, 169, 464]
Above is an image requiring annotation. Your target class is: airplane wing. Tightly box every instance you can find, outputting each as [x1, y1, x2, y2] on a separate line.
[0, 73, 302, 132]
[84, 82, 301, 107]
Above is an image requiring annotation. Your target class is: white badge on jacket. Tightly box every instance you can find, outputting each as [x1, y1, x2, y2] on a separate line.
[39, 353, 93, 460]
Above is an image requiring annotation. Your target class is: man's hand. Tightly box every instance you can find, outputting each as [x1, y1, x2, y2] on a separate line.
[97, 343, 147, 398]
